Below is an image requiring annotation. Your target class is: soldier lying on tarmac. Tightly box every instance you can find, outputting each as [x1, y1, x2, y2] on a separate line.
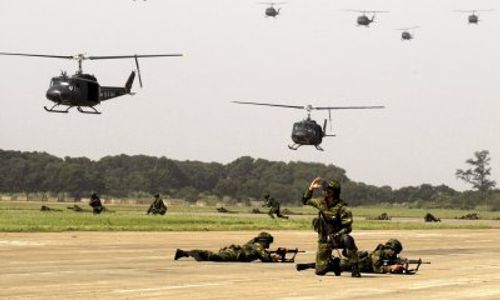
[297, 239, 423, 275]
[175, 232, 283, 263]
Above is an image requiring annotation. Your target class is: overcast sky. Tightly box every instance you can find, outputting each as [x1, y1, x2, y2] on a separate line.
[0, 0, 499, 190]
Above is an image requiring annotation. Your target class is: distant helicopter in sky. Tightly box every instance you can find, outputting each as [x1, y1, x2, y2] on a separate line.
[454, 9, 495, 24]
[0, 52, 182, 114]
[395, 26, 420, 41]
[345, 10, 389, 27]
[232, 101, 385, 151]
[258, 2, 286, 18]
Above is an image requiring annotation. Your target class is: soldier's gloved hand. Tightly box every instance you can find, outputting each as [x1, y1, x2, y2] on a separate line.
[390, 264, 405, 274]
[272, 254, 282, 262]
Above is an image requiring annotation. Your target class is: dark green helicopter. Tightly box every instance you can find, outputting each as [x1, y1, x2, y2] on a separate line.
[395, 26, 420, 41]
[454, 9, 495, 24]
[0, 52, 182, 114]
[258, 2, 286, 18]
[233, 101, 385, 151]
[344, 9, 389, 27]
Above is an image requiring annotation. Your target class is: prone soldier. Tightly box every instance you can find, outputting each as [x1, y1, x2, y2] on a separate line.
[174, 232, 298, 263]
[424, 213, 441, 222]
[302, 177, 361, 277]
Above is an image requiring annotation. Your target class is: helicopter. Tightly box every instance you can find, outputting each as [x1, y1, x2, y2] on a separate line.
[0, 52, 182, 114]
[232, 101, 385, 151]
[454, 9, 495, 24]
[395, 26, 420, 41]
[345, 10, 389, 27]
[258, 2, 286, 18]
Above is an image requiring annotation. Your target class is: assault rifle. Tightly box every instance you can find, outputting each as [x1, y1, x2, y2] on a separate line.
[269, 247, 305, 263]
[383, 257, 431, 274]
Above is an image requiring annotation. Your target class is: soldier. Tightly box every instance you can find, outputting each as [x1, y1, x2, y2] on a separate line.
[262, 194, 288, 219]
[89, 193, 104, 214]
[174, 232, 281, 263]
[296, 239, 405, 274]
[302, 177, 361, 277]
[424, 213, 441, 222]
[147, 193, 167, 215]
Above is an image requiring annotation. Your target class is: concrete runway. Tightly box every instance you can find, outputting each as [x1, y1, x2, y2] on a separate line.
[1, 229, 500, 299]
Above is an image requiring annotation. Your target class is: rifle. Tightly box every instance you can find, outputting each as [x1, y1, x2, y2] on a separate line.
[269, 247, 305, 263]
[383, 257, 431, 274]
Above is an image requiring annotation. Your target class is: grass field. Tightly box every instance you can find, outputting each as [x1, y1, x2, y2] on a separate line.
[0, 201, 497, 232]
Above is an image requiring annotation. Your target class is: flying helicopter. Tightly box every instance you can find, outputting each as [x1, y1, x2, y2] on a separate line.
[0, 52, 182, 114]
[258, 2, 286, 18]
[345, 10, 389, 27]
[232, 101, 385, 151]
[395, 26, 420, 41]
[454, 9, 495, 24]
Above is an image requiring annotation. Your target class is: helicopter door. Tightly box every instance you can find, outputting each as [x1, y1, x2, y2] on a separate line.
[87, 81, 99, 102]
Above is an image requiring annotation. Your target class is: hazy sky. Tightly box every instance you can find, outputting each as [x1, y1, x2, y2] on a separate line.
[0, 0, 499, 191]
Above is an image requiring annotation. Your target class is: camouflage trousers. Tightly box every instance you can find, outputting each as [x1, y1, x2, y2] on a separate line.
[268, 206, 288, 219]
[187, 249, 241, 262]
[316, 234, 360, 275]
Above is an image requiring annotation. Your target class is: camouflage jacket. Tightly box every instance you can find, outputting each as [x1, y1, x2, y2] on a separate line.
[220, 242, 275, 263]
[264, 197, 279, 209]
[302, 190, 353, 240]
[369, 245, 398, 273]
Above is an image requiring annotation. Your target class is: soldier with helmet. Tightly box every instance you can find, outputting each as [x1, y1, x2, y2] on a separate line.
[302, 177, 361, 277]
[174, 232, 282, 263]
[262, 193, 289, 219]
[147, 193, 167, 215]
[89, 193, 104, 215]
[297, 239, 406, 274]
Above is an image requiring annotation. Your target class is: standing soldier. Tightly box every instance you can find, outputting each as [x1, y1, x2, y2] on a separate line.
[302, 177, 361, 277]
[147, 193, 167, 215]
[89, 193, 104, 215]
[174, 232, 281, 262]
[262, 194, 289, 219]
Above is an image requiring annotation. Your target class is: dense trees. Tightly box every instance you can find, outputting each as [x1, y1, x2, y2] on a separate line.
[0, 149, 497, 209]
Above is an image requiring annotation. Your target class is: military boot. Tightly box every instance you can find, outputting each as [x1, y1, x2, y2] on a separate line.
[331, 257, 342, 276]
[296, 263, 315, 272]
[174, 249, 188, 260]
[351, 263, 362, 278]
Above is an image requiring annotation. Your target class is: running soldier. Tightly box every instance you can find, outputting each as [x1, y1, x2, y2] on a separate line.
[263, 194, 288, 219]
[174, 232, 281, 262]
[302, 177, 361, 277]
[89, 193, 104, 215]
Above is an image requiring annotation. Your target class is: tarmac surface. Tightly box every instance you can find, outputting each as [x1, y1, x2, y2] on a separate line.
[1, 229, 500, 299]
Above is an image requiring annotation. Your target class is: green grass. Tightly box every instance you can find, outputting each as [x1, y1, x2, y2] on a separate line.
[0, 202, 494, 232]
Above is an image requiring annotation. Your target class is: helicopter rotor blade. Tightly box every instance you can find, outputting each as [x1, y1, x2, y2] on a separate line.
[88, 54, 183, 60]
[454, 9, 495, 13]
[313, 105, 385, 110]
[232, 101, 305, 110]
[395, 26, 420, 31]
[0, 52, 73, 60]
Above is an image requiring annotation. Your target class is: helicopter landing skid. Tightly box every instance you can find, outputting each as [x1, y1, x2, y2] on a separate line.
[314, 145, 324, 151]
[44, 104, 73, 113]
[77, 106, 102, 115]
[288, 144, 302, 151]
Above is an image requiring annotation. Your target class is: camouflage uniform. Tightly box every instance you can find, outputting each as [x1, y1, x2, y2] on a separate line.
[302, 180, 361, 277]
[424, 213, 441, 222]
[175, 232, 277, 263]
[263, 194, 288, 219]
[147, 194, 167, 215]
[89, 193, 104, 215]
[340, 239, 402, 273]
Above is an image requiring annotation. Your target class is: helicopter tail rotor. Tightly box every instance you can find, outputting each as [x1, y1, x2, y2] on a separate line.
[134, 55, 143, 88]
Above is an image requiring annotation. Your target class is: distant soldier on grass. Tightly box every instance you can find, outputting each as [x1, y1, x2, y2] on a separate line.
[262, 194, 288, 219]
[89, 193, 104, 215]
[147, 193, 167, 215]
[174, 232, 282, 262]
[302, 177, 361, 277]
[424, 213, 441, 222]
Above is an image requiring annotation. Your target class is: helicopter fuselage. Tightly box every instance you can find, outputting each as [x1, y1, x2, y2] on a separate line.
[291, 119, 324, 146]
[265, 7, 279, 17]
[468, 14, 479, 24]
[401, 31, 413, 40]
[46, 74, 100, 107]
[357, 15, 373, 26]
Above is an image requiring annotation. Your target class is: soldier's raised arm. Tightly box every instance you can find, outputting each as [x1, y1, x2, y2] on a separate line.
[302, 177, 322, 205]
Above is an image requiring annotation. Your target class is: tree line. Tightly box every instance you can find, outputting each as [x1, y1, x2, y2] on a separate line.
[0, 149, 498, 210]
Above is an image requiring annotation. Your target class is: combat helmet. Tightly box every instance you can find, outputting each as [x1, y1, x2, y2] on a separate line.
[385, 239, 403, 254]
[253, 231, 274, 245]
[323, 179, 341, 194]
